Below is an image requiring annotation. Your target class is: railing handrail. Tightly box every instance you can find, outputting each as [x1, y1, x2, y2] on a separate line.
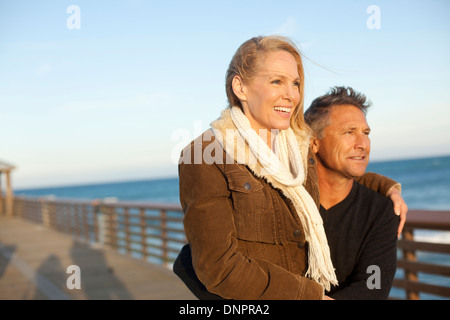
[101, 201, 182, 211]
[12, 195, 183, 211]
[402, 210, 450, 231]
[13, 195, 450, 223]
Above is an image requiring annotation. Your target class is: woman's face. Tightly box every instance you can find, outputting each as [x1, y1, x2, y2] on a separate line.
[234, 50, 301, 134]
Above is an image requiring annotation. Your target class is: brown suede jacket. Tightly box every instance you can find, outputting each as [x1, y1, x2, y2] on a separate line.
[177, 131, 399, 300]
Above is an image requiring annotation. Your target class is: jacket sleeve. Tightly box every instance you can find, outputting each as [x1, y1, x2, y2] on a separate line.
[355, 172, 401, 197]
[179, 142, 324, 300]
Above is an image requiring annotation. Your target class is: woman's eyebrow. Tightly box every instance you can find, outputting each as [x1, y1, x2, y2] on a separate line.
[262, 72, 301, 82]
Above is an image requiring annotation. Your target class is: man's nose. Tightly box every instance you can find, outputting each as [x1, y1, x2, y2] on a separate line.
[355, 134, 370, 150]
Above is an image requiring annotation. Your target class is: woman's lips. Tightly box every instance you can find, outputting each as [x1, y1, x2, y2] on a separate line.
[273, 106, 292, 118]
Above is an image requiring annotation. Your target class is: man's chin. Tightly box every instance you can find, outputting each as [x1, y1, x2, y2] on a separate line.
[348, 169, 368, 180]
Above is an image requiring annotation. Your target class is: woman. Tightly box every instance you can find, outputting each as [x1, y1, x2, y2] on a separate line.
[175, 36, 404, 300]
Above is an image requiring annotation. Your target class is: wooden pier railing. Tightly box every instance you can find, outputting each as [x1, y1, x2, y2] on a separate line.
[393, 210, 450, 300]
[11, 196, 186, 267]
[9, 196, 450, 300]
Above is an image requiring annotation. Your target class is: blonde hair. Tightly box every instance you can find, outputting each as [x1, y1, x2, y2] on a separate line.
[225, 35, 309, 134]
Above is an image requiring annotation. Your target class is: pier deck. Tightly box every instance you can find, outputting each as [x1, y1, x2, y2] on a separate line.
[0, 216, 196, 300]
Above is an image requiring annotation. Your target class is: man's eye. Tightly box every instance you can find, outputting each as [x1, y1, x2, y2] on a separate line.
[272, 80, 281, 85]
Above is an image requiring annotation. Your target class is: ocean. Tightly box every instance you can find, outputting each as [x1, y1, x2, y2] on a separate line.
[15, 155, 450, 210]
[15, 154, 450, 299]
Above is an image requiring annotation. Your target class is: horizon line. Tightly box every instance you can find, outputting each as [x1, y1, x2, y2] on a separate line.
[13, 153, 450, 191]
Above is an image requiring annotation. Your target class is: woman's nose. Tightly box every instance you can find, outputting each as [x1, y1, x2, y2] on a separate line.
[284, 85, 296, 101]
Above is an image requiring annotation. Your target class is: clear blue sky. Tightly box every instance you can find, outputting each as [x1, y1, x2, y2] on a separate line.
[1, 0, 449, 189]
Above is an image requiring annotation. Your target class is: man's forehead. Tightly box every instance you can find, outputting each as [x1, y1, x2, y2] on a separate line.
[330, 104, 366, 119]
[328, 104, 369, 127]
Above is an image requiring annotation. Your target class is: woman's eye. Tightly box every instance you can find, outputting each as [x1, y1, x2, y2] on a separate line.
[293, 81, 300, 87]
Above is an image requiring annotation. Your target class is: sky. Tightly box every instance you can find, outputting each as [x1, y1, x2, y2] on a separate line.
[1, 0, 449, 189]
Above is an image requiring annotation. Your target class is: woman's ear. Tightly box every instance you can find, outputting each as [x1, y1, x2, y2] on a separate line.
[232, 75, 247, 102]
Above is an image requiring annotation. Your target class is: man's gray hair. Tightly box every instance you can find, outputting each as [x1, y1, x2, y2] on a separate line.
[304, 86, 371, 138]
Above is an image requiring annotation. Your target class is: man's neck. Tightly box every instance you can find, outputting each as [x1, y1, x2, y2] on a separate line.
[317, 167, 354, 210]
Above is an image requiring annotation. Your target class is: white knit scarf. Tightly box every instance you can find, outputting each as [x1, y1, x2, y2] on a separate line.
[211, 106, 338, 291]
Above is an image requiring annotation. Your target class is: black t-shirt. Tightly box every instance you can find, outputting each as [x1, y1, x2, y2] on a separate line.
[320, 180, 399, 299]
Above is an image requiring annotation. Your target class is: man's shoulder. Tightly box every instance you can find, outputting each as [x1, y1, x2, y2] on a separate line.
[354, 181, 395, 214]
[353, 181, 399, 232]
[356, 180, 390, 201]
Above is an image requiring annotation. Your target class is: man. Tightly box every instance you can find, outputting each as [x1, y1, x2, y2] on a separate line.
[304, 86, 399, 299]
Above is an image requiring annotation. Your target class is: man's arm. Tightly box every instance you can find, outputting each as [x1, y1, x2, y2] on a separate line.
[355, 172, 400, 196]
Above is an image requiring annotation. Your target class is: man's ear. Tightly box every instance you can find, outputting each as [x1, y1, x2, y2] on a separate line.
[311, 137, 320, 154]
[232, 75, 247, 102]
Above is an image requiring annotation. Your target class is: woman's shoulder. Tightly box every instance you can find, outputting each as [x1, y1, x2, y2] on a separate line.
[179, 129, 230, 166]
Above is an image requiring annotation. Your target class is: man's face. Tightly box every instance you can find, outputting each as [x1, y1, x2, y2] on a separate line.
[313, 104, 371, 180]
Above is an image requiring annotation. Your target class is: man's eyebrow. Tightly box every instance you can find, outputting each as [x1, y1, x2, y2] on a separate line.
[341, 125, 371, 131]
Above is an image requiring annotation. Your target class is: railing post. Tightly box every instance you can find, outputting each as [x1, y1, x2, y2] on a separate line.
[5, 171, 14, 217]
[140, 208, 148, 261]
[48, 201, 56, 229]
[105, 206, 118, 250]
[124, 207, 131, 255]
[14, 197, 22, 218]
[55, 202, 62, 232]
[403, 227, 420, 300]
[161, 209, 168, 267]
[82, 204, 89, 241]
[10, 197, 16, 217]
[42, 198, 50, 228]
[0, 173, 3, 216]
[95, 200, 106, 246]
[74, 202, 81, 239]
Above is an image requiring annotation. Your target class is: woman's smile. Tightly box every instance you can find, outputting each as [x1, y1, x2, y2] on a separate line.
[273, 105, 293, 118]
